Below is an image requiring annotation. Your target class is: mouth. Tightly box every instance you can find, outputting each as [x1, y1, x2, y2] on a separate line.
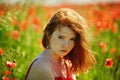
[60, 50, 68, 53]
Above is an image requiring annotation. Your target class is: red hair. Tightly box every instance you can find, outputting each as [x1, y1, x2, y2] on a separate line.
[42, 8, 96, 73]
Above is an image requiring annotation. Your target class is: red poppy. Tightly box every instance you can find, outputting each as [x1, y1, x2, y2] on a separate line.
[12, 30, 20, 41]
[55, 77, 65, 80]
[5, 70, 11, 75]
[55, 77, 73, 80]
[110, 48, 116, 54]
[2, 76, 9, 80]
[110, 9, 120, 21]
[103, 21, 111, 30]
[19, 21, 27, 31]
[12, 78, 17, 80]
[6, 61, 17, 68]
[28, 7, 36, 18]
[67, 77, 74, 80]
[105, 58, 113, 68]
[32, 17, 41, 32]
[0, 48, 3, 55]
[0, 8, 5, 17]
[32, 17, 40, 26]
[99, 42, 107, 52]
[95, 20, 104, 31]
[93, 10, 104, 19]
[111, 23, 118, 33]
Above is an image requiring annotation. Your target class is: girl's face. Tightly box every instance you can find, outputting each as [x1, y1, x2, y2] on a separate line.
[49, 25, 76, 57]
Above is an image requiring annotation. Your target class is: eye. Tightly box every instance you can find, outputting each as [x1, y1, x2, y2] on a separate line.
[70, 38, 76, 41]
[58, 36, 64, 39]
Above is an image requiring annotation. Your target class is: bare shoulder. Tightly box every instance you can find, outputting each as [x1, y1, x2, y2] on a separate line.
[26, 59, 54, 80]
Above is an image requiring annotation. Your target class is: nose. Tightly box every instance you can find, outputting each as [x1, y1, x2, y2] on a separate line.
[62, 41, 69, 48]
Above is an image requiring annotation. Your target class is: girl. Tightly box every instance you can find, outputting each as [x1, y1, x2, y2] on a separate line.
[25, 8, 96, 80]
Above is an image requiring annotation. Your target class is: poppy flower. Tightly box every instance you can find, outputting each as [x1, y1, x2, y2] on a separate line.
[110, 48, 116, 54]
[99, 42, 107, 52]
[32, 17, 40, 26]
[19, 21, 27, 31]
[95, 20, 104, 31]
[12, 30, 20, 41]
[2, 76, 9, 80]
[28, 7, 36, 17]
[55, 77, 73, 80]
[0, 9, 5, 17]
[5, 70, 11, 75]
[103, 21, 111, 30]
[110, 9, 120, 21]
[55, 77, 65, 80]
[67, 77, 74, 80]
[6, 61, 17, 68]
[32, 17, 41, 32]
[0, 48, 3, 55]
[111, 23, 118, 33]
[105, 58, 113, 68]
[12, 78, 17, 80]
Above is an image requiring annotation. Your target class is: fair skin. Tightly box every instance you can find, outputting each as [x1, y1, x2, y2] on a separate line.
[27, 25, 76, 80]
[49, 25, 76, 60]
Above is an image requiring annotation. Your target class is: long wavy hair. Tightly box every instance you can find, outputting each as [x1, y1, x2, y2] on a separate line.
[42, 8, 96, 73]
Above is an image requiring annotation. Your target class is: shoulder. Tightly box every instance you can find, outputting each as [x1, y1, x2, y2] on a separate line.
[26, 59, 54, 80]
[31, 59, 52, 73]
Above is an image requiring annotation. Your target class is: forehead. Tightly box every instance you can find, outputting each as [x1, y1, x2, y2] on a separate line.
[53, 25, 76, 37]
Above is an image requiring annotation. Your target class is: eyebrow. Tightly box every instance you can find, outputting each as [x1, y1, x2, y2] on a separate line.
[58, 34, 76, 38]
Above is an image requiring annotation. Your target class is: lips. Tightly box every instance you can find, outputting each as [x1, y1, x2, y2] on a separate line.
[60, 50, 68, 53]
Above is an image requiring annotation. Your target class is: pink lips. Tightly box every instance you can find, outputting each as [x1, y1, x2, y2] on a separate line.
[60, 50, 68, 53]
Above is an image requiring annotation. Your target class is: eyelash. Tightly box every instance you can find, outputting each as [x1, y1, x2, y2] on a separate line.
[70, 38, 76, 41]
[58, 36, 64, 39]
[58, 36, 75, 41]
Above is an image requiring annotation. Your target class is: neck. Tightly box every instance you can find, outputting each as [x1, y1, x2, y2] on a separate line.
[43, 49, 62, 63]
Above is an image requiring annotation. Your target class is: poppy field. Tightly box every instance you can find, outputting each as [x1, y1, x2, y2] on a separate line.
[0, 2, 120, 80]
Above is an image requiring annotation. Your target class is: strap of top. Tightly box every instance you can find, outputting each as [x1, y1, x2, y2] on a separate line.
[64, 60, 69, 79]
[25, 57, 74, 80]
[25, 59, 38, 80]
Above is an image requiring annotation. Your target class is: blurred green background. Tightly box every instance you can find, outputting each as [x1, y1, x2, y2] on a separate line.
[0, 0, 120, 80]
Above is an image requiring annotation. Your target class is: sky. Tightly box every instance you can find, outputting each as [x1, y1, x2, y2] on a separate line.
[0, 0, 120, 5]
[43, 0, 120, 5]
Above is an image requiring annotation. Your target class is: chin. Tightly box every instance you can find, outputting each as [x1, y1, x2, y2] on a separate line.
[61, 54, 68, 57]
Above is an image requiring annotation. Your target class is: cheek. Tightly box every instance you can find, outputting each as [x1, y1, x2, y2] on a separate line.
[69, 42, 75, 48]
[70, 43, 75, 50]
[50, 37, 61, 48]
[68, 43, 75, 51]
